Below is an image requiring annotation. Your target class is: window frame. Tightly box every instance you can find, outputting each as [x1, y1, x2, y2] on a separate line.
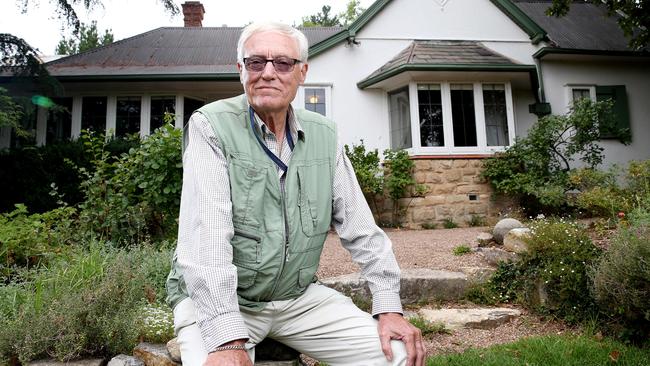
[565, 84, 596, 111]
[404, 81, 515, 156]
[295, 85, 332, 117]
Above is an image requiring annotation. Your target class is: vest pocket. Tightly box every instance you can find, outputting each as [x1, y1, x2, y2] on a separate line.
[229, 158, 267, 228]
[298, 263, 318, 289]
[236, 266, 257, 290]
[231, 229, 262, 264]
[297, 162, 332, 238]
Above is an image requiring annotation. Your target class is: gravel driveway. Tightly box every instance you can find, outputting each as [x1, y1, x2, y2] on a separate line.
[317, 227, 491, 279]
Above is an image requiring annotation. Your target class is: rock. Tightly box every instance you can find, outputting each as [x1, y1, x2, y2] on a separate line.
[493, 218, 524, 244]
[476, 232, 494, 247]
[503, 228, 531, 253]
[108, 355, 144, 366]
[476, 247, 519, 266]
[28, 360, 104, 366]
[133, 343, 178, 366]
[419, 307, 521, 330]
[166, 338, 181, 363]
[321, 269, 470, 304]
[460, 266, 496, 283]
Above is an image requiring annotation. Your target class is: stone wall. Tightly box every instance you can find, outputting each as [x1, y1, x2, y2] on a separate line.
[376, 158, 514, 228]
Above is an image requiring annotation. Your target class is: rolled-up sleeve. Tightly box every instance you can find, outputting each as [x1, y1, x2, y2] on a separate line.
[331, 141, 403, 316]
[175, 112, 249, 352]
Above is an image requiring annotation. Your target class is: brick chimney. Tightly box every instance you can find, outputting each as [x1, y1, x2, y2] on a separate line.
[182, 1, 205, 27]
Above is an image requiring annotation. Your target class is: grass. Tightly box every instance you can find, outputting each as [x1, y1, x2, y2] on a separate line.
[452, 245, 472, 256]
[426, 334, 650, 366]
[408, 316, 450, 338]
[443, 218, 458, 229]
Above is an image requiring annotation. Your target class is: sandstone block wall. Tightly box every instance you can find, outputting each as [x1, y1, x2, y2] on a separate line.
[376, 158, 514, 228]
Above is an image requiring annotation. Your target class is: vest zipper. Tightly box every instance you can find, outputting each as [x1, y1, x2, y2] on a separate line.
[269, 178, 290, 298]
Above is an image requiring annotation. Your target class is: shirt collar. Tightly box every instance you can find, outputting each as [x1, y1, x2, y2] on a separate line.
[251, 104, 305, 142]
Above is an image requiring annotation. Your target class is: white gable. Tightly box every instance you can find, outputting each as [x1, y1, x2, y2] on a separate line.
[358, 0, 531, 42]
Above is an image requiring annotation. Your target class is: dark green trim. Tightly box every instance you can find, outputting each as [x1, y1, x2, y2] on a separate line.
[533, 47, 650, 59]
[50, 73, 241, 82]
[489, 0, 547, 44]
[308, 0, 392, 58]
[357, 63, 536, 89]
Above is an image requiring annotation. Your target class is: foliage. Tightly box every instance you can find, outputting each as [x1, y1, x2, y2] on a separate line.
[56, 20, 114, 55]
[547, 0, 650, 51]
[0, 243, 174, 363]
[421, 222, 436, 230]
[0, 204, 77, 279]
[490, 218, 602, 323]
[482, 98, 625, 213]
[77, 124, 182, 243]
[384, 149, 427, 226]
[344, 140, 384, 216]
[301, 5, 341, 27]
[591, 207, 650, 343]
[339, 0, 366, 25]
[452, 244, 472, 256]
[408, 316, 449, 338]
[0, 87, 25, 136]
[467, 214, 486, 227]
[0, 136, 137, 213]
[138, 303, 175, 343]
[426, 334, 650, 365]
[442, 218, 458, 229]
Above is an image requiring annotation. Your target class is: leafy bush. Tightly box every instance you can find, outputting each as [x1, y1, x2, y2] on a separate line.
[0, 137, 138, 213]
[442, 218, 457, 229]
[77, 125, 182, 243]
[467, 214, 486, 227]
[490, 218, 602, 323]
[482, 98, 627, 214]
[383, 149, 427, 226]
[0, 204, 77, 278]
[344, 140, 384, 216]
[0, 243, 174, 363]
[591, 207, 650, 342]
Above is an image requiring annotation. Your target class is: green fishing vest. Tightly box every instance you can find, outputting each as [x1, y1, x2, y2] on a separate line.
[166, 94, 337, 311]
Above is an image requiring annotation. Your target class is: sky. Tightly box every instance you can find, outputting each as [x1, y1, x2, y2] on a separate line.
[0, 0, 373, 55]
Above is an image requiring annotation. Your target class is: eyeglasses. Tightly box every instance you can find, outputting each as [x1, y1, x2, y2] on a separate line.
[243, 56, 302, 73]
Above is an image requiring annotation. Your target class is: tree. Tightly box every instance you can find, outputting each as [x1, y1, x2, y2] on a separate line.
[56, 21, 114, 55]
[301, 5, 342, 27]
[547, 0, 650, 50]
[339, 0, 366, 26]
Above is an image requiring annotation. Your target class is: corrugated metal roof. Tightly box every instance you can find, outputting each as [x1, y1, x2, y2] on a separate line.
[46, 26, 342, 77]
[363, 40, 521, 81]
[513, 0, 633, 51]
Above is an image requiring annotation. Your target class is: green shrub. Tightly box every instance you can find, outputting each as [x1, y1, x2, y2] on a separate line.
[490, 218, 601, 323]
[77, 125, 182, 244]
[138, 303, 175, 343]
[482, 98, 627, 214]
[0, 204, 77, 278]
[442, 218, 457, 229]
[344, 140, 384, 216]
[0, 243, 174, 363]
[467, 214, 486, 227]
[452, 245, 472, 256]
[591, 207, 650, 342]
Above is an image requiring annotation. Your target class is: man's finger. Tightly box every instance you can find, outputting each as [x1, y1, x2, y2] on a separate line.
[404, 333, 417, 366]
[379, 331, 393, 361]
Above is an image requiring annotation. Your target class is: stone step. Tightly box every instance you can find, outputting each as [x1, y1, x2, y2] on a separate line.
[27, 360, 104, 366]
[417, 307, 521, 330]
[320, 268, 493, 304]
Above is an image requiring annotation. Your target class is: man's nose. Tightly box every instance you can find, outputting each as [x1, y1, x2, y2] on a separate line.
[261, 60, 276, 79]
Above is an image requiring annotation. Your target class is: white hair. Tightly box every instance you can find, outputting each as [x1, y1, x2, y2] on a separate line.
[236, 22, 309, 63]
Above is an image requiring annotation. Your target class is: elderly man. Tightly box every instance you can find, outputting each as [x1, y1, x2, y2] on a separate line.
[166, 22, 425, 366]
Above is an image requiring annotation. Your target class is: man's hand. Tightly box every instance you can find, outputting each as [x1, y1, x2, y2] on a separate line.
[377, 312, 426, 366]
[203, 340, 252, 366]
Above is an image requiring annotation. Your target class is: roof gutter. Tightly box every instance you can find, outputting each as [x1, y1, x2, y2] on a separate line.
[45, 73, 241, 82]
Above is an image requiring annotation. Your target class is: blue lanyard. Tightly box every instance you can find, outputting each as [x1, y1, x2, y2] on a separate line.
[249, 106, 294, 172]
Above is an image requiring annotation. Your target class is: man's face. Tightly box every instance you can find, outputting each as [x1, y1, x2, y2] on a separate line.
[238, 31, 308, 115]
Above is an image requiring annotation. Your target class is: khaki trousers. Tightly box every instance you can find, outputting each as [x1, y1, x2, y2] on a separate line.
[174, 284, 407, 366]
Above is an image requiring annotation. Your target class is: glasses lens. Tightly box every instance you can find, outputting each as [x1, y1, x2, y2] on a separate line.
[273, 58, 295, 72]
[244, 57, 266, 72]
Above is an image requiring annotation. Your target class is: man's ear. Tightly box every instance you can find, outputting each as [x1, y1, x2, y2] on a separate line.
[299, 63, 308, 85]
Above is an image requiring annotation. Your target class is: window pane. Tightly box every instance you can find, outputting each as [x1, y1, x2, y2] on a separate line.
[81, 96, 107, 133]
[184, 97, 205, 127]
[483, 84, 509, 146]
[151, 96, 176, 132]
[116, 97, 141, 137]
[450, 84, 477, 147]
[572, 88, 590, 101]
[418, 84, 444, 147]
[47, 97, 72, 144]
[305, 88, 326, 116]
[388, 88, 412, 150]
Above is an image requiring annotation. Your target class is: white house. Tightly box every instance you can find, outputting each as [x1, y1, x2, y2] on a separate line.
[2, 0, 648, 226]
